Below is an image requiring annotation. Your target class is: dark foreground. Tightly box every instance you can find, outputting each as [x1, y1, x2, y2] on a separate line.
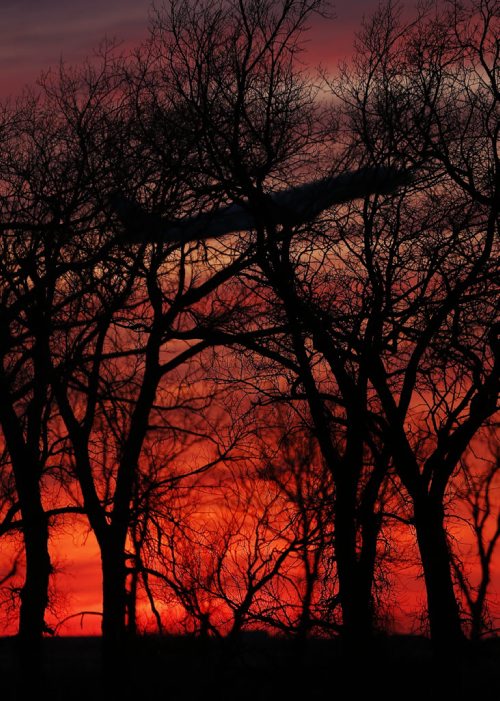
[1, 634, 499, 701]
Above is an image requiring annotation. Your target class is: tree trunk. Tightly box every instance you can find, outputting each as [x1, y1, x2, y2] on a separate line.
[100, 540, 129, 693]
[15, 481, 52, 698]
[296, 564, 314, 642]
[357, 523, 378, 629]
[414, 496, 465, 646]
[0, 385, 52, 648]
[19, 508, 51, 641]
[127, 566, 138, 637]
[101, 543, 128, 642]
[334, 485, 372, 643]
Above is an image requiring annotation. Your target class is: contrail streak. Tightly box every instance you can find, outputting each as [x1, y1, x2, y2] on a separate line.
[109, 166, 412, 244]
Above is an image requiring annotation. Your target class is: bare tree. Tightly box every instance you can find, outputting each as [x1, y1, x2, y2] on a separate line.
[0, 88, 94, 657]
[0, 0, 497, 659]
[330, 0, 499, 646]
[451, 428, 500, 639]
[40, 59, 258, 660]
[143, 0, 409, 646]
[135, 455, 306, 639]
[257, 418, 338, 639]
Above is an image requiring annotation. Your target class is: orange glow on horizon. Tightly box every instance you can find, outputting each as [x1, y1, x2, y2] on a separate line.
[2, 487, 497, 637]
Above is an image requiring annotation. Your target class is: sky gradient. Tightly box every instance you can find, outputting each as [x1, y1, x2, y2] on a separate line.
[0, 0, 381, 98]
[1, 0, 452, 638]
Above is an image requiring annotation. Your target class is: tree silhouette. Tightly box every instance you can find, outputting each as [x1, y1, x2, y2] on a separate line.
[452, 429, 500, 640]
[331, 0, 499, 646]
[0, 1, 498, 678]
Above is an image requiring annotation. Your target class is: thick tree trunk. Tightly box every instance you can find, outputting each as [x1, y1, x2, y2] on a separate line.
[100, 540, 129, 694]
[0, 385, 52, 649]
[14, 480, 52, 698]
[101, 544, 128, 642]
[414, 497, 465, 646]
[335, 485, 373, 643]
[19, 509, 51, 641]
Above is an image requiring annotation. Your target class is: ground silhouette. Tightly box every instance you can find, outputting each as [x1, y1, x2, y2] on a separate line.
[1, 633, 499, 701]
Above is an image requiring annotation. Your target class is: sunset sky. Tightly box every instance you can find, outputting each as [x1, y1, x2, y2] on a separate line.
[0, 0, 382, 98]
[2, 0, 494, 642]
[0, 0, 386, 636]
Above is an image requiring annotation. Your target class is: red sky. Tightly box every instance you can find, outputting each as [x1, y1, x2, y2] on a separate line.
[0, 0, 387, 639]
[6, 0, 492, 639]
[0, 0, 382, 99]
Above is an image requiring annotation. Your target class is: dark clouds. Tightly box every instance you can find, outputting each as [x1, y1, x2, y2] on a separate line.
[0, 0, 151, 95]
[0, 0, 381, 97]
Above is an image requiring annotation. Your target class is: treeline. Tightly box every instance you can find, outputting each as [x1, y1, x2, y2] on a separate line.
[0, 0, 498, 663]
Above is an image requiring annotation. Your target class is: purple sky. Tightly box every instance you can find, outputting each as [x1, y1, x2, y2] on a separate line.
[0, 0, 151, 96]
[0, 0, 381, 98]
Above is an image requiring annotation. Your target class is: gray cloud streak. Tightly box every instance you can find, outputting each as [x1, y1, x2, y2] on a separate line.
[0, 0, 151, 94]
